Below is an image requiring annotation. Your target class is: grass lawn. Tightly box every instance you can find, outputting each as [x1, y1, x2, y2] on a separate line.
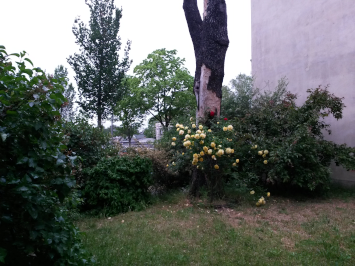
[77, 188, 355, 265]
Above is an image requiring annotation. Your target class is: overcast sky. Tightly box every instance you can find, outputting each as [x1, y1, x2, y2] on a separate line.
[1, 0, 251, 127]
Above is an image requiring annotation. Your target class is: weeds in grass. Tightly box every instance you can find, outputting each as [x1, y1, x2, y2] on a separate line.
[77, 188, 355, 265]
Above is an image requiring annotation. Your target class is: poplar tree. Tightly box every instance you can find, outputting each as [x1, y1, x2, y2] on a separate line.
[67, 0, 131, 128]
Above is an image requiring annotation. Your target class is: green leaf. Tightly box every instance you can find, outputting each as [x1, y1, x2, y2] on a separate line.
[0, 248, 7, 263]
[1, 133, 7, 142]
[6, 110, 17, 115]
[24, 58, 34, 66]
[18, 186, 29, 192]
[28, 205, 38, 219]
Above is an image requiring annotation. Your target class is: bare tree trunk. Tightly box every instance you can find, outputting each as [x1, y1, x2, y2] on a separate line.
[184, 0, 229, 197]
[183, 0, 229, 121]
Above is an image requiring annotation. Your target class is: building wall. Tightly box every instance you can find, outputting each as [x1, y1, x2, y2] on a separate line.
[251, 0, 355, 185]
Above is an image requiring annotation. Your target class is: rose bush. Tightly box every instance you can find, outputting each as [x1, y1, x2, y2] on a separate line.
[166, 77, 355, 199]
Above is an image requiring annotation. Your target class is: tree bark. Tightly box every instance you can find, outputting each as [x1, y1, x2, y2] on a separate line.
[184, 0, 229, 198]
[183, 0, 229, 120]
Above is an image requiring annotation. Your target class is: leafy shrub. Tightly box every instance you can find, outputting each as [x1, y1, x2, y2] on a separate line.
[82, 156, 153, 215]
[166, 77, 355, 199]
[232, 80, 355, 191]
[128, 147, 190, 189]
[63, 117, 119, 184]
[0, 47, 92, 264]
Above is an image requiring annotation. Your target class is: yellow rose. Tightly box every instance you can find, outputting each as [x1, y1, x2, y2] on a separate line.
[203, 146, 208, 152]
[231, 149, 234, 153]
[227, 125, 233, 131]
[199, 125, 203, 130]
[256, 202, 261, 207]
[212, 155, 216, 160]
[264, 160, 268, 165]
[232, 163, 236, 166]
[200, 151, 205, 156]
[166, 164, 169, 167]
[176, 128, 180, 131]
[184, 126, 188, 130]
[236, 159, 240, 163]
[250, 190, 255, 195]
[200, 133, 206, 139]
[208, 129, 212, 132]
[175, 123, 179, 128]
[267, 192, 270, 197]
[258, 151, 263, 155]
[194, 134, 200, 139]
[214, 164, 219, 170]
[172, 137, 176, 141]
[217, 149, 224, 156]
[217, 122, 220, 124]
[211, 142, 216, 148]
[185, 134, 191, 139]
[199, 140, 204, 144]
[192, 124, 196, 128]
[182, 153, 185, 155]
[179, 130, 184, 135]
[255, 145, 258, 148]
[190, 117, 194, 121]
[225, 148, 232, 154]
[199, 158, 203, 162]
[264, 150, 269, 155]
[208, 149, 213, 155]
[193, 153, 198, 158]
[188, 130, 191, 134]
[171, 142, 176, 146]
[223, 127, 228, 131]
[262, 154, 266, 158]
[183, 141, 191, 147]
[172, 162, 176, 166]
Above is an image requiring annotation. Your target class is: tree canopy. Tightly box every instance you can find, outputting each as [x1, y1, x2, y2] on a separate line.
[115, 77, 144, 146]
[133, 49, 195, 130]
[67, 0, 131, 128]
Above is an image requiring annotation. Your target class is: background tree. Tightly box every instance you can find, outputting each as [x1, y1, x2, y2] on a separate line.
[67, 0, 131, 128]
[115, 77, 144, 146]
[143, 118, 157, 139]
[183, 0, 229, 120]
[221, 74, 256, 119]
[134, 49, 194, 131]
[53, 65, 76, 121]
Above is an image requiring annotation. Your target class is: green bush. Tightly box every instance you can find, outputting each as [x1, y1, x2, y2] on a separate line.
[82, 156, 153, 216]
[0, 47, 92, 264]
[232, 79, 355, 191]
[126, 147, 190, 190]
[166, 77, 355, 198]
[63, 117, 119, 184]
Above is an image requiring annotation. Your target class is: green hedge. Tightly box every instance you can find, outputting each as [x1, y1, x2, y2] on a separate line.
[83, 156, 154, 215]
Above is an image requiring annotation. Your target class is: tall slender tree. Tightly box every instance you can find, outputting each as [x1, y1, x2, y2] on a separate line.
[183, 0, 229, 120]
[67, 0, 131, 128]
